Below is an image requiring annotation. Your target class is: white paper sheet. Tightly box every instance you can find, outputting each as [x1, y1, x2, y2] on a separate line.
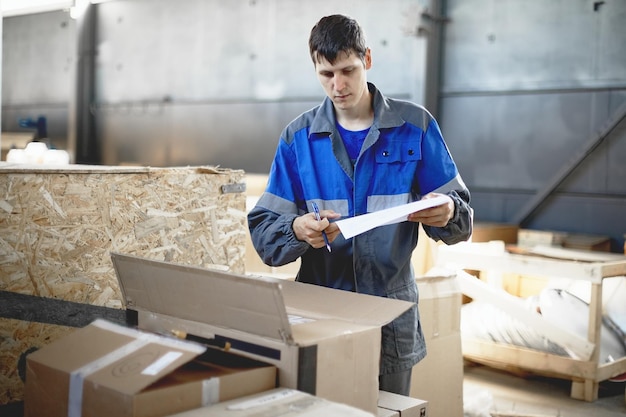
[335, 195, 449, 239]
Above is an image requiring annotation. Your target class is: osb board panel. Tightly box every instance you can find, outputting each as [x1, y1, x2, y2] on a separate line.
[0, 165, 246, 307]
[0, 318, 74, 404]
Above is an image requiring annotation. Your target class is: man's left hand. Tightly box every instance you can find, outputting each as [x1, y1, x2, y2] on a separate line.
[407, 193, 454, 227]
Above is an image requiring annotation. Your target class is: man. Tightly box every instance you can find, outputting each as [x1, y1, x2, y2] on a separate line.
[248, 14, 473, 395]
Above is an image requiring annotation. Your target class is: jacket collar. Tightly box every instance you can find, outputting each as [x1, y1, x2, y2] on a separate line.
[309, 82, 405, 136]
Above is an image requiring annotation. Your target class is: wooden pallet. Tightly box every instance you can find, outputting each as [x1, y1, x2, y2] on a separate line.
[436, 242, 626, 402]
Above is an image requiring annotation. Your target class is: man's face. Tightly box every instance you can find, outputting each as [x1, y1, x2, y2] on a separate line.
[314, 49, 371, 111]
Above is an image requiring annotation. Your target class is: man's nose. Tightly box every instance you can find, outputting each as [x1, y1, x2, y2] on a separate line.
[334, 73, 347, 92]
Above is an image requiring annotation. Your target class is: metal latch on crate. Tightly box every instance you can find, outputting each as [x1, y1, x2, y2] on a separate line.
[221, 183, 246, 194]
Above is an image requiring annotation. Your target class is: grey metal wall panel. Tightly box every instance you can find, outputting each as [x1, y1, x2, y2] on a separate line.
[2, 0, 427, 171]
[440, 0, 626, 247]
[471, 190, 625, 252]
[524, 194, 626, 253]
[2, 11, 75, 105]
[97, 100, 316, 172]
[441, 92, 599, 190]
[443, 0, 625, 92]
[559, 102, 626, 195]
[95, 0, 422, 103]
[1, 10, 74, 149]
[466, 190, 529, 222]
[596, 1, 626, 81]
[93, 0, 427, 171]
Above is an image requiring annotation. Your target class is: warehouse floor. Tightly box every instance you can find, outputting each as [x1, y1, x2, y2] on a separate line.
[463, 362, 626, 417]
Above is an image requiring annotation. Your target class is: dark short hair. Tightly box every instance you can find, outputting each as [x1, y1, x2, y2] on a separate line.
[309, 14, 367, 65]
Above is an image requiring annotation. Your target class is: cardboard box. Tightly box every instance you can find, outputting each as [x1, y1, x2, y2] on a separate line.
[24, 319, 276, 417]
[411, 224, 438, 276]
[111, 252, 413, 414]
[167, 388, 376, 416]
[378, 390, 428, 417]
[410, 273, 463, 417]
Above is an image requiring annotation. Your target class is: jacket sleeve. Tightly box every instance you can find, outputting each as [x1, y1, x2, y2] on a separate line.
[423, 188, 473, 245]
[417, 117, 474, 244]
[247, 205, 310, 267]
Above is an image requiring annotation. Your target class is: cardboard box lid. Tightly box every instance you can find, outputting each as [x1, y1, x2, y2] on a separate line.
[28, 319, 206, 396]
[111, 253, 412, 345]
[112, 252, 293, 343]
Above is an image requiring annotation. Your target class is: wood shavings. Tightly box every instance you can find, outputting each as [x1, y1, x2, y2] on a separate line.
[0, 318, 74, 404]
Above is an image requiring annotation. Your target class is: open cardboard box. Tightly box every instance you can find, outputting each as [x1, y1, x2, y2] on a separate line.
[24, 319, 277, 417]
[110, 252, 413, 414]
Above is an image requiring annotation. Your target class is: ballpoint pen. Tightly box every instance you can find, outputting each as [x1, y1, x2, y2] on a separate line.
[311, 201, 332, 252]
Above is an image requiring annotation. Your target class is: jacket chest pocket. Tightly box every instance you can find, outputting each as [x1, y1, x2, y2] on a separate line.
[375, 142, 421, 164]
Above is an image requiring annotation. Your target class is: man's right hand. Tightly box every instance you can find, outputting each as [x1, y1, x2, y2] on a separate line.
[293, 209, 341, 249]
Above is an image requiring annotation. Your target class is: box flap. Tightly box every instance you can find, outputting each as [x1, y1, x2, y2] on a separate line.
[279, 279, 413, 326]
[28, 319, 205, 396]
[111, 252, 294, 343]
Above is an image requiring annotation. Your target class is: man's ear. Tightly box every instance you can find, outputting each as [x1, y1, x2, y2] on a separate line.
[364, 48, 372, 70]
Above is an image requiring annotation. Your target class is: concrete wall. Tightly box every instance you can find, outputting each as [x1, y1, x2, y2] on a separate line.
[92, 0, 426, 171]
[439, 0, 626, 249]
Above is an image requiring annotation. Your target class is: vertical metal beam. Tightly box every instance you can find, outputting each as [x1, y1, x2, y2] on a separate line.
[423, 0, 448, 119]
[74, 3, 100, 164]
[513, 100, 626, 226]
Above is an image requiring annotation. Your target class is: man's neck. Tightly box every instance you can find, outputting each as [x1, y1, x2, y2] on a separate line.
[335, 91, 374, 131]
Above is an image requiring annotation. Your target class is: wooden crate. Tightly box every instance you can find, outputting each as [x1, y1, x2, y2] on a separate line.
[0, 318, 73, 404]
[437, 242, 626, 403]
[0, 163, 246, 404]
[518, 229, 611, 252]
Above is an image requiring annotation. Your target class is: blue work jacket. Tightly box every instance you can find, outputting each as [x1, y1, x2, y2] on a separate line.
[248, 83, 473, 374]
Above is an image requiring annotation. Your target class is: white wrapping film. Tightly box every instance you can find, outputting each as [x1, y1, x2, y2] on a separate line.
[202, 378, 220, 406]
[141, 351, 183, 376]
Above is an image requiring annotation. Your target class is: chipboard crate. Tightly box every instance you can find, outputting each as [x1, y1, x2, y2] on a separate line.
[0, 163, 246, 404]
